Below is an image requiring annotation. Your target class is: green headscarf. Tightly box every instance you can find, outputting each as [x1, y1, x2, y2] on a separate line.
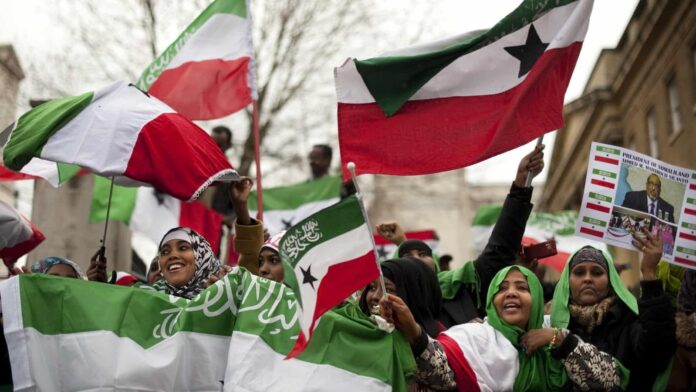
[486, 266, 568, 392]
[550, 246, 638, 329]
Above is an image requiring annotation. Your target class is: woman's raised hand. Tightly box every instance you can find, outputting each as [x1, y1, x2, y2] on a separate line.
[379, 293, 421, 344]
[632, 226, 662, 280]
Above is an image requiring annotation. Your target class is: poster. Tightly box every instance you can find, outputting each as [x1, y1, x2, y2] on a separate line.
[576, 142, 696, 268]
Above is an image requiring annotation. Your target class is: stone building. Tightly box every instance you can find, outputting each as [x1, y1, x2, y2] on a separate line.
[0, 44, 24, 206]
[540, 0, 696, 285]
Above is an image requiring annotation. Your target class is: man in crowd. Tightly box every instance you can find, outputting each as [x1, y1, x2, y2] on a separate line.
[308, 144, 332, 180]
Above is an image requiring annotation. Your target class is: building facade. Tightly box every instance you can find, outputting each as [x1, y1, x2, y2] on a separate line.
[0, 44, 24, 206]
[541, 0, 696, 285]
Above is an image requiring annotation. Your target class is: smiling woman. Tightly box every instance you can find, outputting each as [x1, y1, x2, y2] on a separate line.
[151, 227, 222, 299]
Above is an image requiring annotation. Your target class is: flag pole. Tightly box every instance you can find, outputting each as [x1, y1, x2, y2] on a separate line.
[346, 162, 388, 301]
[252, 100, 263, 221]
[525, 136, 544, 187]
[98, 176, 116, 262]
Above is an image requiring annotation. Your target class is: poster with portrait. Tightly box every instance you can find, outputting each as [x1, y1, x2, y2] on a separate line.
[576, 142, 696, 268]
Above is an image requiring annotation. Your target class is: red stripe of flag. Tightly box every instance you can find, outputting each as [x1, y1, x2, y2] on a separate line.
[675, 256, 696, 268]
[685, 208, 696, 217]
[586, 202, 611, 214]
[591, 179, 615, 189]
[580, 227, 604, 238]
[680, 232, 696, 242]
[594, 156, 619, 165]
[690, 184, 696, 191]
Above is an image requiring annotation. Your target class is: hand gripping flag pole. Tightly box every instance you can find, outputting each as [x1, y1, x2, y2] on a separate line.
[346, 162, 388, 302]
[525, 136, 544, 187]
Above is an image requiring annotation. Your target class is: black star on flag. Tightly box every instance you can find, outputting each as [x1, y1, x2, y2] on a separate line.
[281, 218, 293, 230]
[504, 24, 549, 78]
[300, 265, 318, 290]
[376, 246, 388, 259]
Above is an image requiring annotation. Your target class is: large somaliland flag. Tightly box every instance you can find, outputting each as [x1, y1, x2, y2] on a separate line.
[90, 178, 224, 254]
[335, 0, 592, 178]
[0, 269, 414, 391]
[0, 200, 45, 267]
[248, 175, 342, 235]
[280, 194, 380, 357]
[470, 205, 607, 272]
[136, 0, 256, 120]
[2, 81, 239, 201]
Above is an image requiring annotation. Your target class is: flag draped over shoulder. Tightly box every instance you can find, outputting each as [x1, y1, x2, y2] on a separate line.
[335, 0, 592, 178]
[136, 0, 256, 120]
[470, 205, 608, 272]
[280, 195, 380, 357]
[2, 81, 239, 201]
[89, 178, 224, 254]
[0, 200, 44, 267]
[0, 269, 414, 391]
[248, 175, 342, 235]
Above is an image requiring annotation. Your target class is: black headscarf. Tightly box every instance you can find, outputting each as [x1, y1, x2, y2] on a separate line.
[359, 257, 443, 337]
[397, 240, 433, 257]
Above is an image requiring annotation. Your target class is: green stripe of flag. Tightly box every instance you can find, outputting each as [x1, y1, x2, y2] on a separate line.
[677, 246, 696, 257]
[683, 222, 696, 230]
[582, 216, 607, 227]
[471, 204, 503, 226]
[596, 145, 620, 155]
[589, 192, 613, 203]
[687, 197, 696, 206]
[57, 162, 82, 184]
[692, 173, 696, 180]
[136, 0, 247, 90]
[89, 176, 137, 223]
[280, 195, 365, 267]
[592, 169, 617, 179]
[19, 275, 235, 348]
[3, 91, 93, 171]
[248, 175, 342, 211]
[354, 0, 578, 116]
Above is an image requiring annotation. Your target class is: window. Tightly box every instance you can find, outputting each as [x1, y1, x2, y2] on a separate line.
[646, 109, 658, 158]
[667, 77, 682, 133]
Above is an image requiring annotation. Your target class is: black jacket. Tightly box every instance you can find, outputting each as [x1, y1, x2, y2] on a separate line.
[439, 182, 533, 328]
[567, 280, 676, 392]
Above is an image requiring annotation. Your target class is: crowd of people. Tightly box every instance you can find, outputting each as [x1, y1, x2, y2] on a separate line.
[1, 143, 694, 391]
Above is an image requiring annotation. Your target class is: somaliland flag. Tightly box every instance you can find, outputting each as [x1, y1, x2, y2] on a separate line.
[248, 175, 342, 235]
[136, 0, 256, 120]
[0, 269, 414, 391]
[335, 0, 592, 178]
[89, 178, 224, 254]
[470, 205, 607, 272]
[2, 81, 239, 201]
[280, 195, 380, 357]
[0, 200, 45, 267]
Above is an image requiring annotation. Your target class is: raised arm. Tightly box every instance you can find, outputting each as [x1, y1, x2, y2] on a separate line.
[473, 145, 544, 309]
[229, 177, 264, 275]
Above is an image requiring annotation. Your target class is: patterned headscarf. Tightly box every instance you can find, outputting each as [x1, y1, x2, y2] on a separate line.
[152, 227, 221, 299]
[30, 256, 84, 278]
[260, 230, 285, 255]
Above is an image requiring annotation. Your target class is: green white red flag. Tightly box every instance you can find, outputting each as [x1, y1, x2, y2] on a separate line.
[373, 229, 439, 261]
[136, 0, 256, 120]
[248, 175, 342, 235]
[0, 269, 414, 391]
[2, 81, 239, 201]
[0, 200, 45, 268]
[89, 178, 224, 256]
[471, 205, 607, 272]
[280, 194, 380, 357]
[335, 0, 592, 178]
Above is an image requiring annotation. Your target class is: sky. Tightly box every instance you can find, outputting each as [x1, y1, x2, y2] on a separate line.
[0, 0, 639, 195]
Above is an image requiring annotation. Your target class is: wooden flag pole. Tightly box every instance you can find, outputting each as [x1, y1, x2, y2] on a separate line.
[252, 100, 263, 221]
[346, 162, 388, 302]
[98, 176, 116, 263]
[525, 136, 544, 187]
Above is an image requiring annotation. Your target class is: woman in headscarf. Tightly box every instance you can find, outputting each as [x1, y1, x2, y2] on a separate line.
[152, 227, 221, 299]
[360, 257, 450, 391]
[256, 231, 286, 283]
[383, 265, 623, 391]
[550, 228, 675, 391]
[30, 256, 84, 279]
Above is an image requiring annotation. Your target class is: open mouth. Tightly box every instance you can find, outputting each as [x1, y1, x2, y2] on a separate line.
[502, 302, 521, 311]
[370, 303, 381, 315]
[167, 262, 185, 272]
